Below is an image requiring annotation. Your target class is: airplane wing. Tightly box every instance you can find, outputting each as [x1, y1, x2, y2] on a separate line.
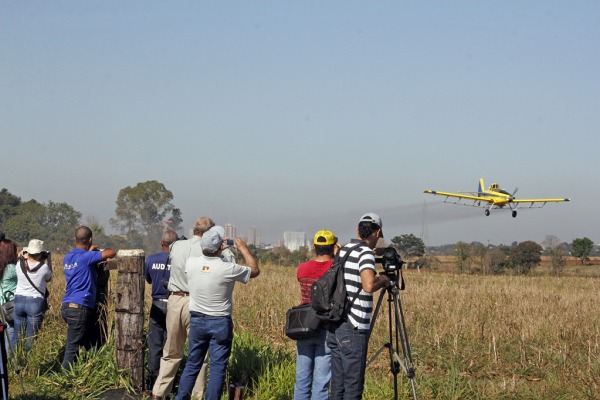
[423, 190, 493, 203]
[511, 198, 571, 204]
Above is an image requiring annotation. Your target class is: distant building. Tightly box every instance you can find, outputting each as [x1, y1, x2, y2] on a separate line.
[283, 231, 306, 251]
[247, 226, 260, 247]
[224, 223, 236, 239]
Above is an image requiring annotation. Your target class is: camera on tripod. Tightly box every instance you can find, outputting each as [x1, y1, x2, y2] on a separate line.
[375, 247, 405, 290]
[369, 246, 416, 399]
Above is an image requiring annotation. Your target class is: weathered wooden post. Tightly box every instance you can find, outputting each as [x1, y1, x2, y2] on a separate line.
[115, 249, 145, 392]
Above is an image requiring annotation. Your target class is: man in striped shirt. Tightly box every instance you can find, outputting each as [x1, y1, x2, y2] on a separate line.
[327, 213, 391, 399]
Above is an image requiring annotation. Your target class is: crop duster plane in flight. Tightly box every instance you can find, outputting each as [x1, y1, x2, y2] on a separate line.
[424, 178, 570, 218]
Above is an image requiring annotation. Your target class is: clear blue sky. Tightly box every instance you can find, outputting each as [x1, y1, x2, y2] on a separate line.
[1, 1, 598, 246]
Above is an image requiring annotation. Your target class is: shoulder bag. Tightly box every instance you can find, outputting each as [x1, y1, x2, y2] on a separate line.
[284, 303, 321, 340]
[20, 258, 50, 307]
[1, 291, 14, 325]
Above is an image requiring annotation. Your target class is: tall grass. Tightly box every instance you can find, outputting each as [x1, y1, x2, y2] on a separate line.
[233, 265, 600, 399]
[7, 258, 600, 399]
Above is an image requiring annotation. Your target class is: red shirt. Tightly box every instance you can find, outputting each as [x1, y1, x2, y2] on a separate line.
[296, 259, 333, 305]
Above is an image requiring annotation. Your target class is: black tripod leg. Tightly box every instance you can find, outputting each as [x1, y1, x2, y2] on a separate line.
[391, 291, 418, 399]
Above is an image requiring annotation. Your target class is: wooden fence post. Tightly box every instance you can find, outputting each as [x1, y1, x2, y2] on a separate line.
[115, 249, 145, 392]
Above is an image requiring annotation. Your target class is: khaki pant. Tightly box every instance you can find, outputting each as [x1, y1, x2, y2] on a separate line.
[152, 295, 208, 397]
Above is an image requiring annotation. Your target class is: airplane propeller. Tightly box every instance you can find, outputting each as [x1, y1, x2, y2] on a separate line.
[510, 187, 519, 199]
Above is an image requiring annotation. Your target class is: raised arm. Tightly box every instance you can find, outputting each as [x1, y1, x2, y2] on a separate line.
[234, 238, 260, 278]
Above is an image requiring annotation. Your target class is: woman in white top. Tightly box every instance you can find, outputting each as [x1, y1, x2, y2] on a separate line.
[12, 239, 52, 351]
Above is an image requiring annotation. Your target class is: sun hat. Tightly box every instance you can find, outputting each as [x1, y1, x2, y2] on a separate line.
[313, 230, 337, 246]
[23, 239, 46, 255]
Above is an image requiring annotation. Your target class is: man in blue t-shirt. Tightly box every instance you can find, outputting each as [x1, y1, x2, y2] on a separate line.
[61, 226, 116, 369]
[144, 229, 177, 388]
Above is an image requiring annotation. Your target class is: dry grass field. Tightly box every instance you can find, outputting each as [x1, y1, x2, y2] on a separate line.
[8, 255, 600, 399]
[232, 262, 600, 399]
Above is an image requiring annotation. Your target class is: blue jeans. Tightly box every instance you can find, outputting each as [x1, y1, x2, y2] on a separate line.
[326, 321, 369, 400]
[147, 299, 168, 387]
[175, 312, 233, 400]
[12, 295, 46, 351]
[61, 303, 96, 369]
[294, 327, 331, 400]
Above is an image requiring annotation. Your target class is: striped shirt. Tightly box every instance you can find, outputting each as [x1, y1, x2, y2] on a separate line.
[339, 239, 376, 330]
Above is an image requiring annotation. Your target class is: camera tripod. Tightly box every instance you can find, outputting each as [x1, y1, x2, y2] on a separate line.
[367, 275, 417, 400]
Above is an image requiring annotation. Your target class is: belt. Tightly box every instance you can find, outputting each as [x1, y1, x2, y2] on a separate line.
[66, 302, 85, 310]
[153, 298, 168, 302]
[190, 311, 231, 319]
[169, 291, 189, 297]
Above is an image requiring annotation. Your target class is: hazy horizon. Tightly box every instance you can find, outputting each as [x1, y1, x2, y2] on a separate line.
[2, 2, 598, 247]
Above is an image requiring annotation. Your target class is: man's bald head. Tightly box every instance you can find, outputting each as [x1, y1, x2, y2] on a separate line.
[75, 226, 93, 245]
[192, 217, 215, 236]
[161, 229, 178, 249]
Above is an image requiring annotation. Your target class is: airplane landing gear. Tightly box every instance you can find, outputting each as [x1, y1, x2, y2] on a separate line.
[485, 209, 490, 216]
[512, 210, 517, 218]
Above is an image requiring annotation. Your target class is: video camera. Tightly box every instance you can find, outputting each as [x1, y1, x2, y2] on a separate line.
[375, 246, 405, 290]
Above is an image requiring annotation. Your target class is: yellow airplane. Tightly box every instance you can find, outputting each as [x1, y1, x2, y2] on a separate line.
[424, 178, 571, 218]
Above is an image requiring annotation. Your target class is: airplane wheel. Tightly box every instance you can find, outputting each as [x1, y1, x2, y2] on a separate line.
[485, 210, 490, 216]
[512, 211, 517, 218]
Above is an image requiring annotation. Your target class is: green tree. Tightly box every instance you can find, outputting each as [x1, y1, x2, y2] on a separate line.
[3, 200, 46, 245]
[508, 241, 542, 275]
[3, 199, 81, 251]
[571, 237, 594, 265]
[485, 246, 509, 274]
[0, 188, 22, 225]
[42, 201, 82, 251]
[168, 208, 184, 235]
[289, 247, 311, 267]
[84, 216, 116, 249]
[259, 246, 293, 267]
[470, 242, 487, 274]
[391, 234, 425, 259]
[542, 235, 567, 276]
[111, 180, 175, 238]
[454, 241, 471, 272]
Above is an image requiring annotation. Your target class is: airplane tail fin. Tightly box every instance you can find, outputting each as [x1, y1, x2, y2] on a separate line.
[478, 178, 485, 196]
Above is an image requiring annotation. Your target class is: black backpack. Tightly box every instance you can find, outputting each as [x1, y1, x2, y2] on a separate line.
[310, 243, 363, 322]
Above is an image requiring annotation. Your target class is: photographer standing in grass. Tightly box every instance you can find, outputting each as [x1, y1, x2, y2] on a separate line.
[0, 234, 18, 348]
[294, 230, 339, 400]
[152, 217, 215, 399]
[12, 239, 52, 351]
[327, 213, 390, 400]
[175, 226, 259, 400]
[144, 229, 177, 388]
[61, 226, 116, 369]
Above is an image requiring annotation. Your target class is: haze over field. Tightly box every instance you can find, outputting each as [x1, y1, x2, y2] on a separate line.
[1, 2, 598, 245]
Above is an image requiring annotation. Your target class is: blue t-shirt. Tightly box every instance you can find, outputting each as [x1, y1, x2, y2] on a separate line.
[62, 248, 104, 308]
[144, 251, 171, 300]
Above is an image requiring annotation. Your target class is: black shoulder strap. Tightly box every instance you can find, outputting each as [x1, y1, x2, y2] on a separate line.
[20, 259, 46, 297]
[339, 242, 366, 307]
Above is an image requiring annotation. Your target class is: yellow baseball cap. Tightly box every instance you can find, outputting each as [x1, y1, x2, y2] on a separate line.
[313, 230, 337, 245]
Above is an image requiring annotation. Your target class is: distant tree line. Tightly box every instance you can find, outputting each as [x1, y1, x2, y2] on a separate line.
[0, 181, 182, 253]
[0, 182, 597, 271]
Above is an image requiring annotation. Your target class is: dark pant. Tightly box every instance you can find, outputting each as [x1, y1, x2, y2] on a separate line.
[327, 321, 370, 400]
[147, 299, 168, 387]
[61, 303, 96, 369]
[175, 312, 233, 400]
